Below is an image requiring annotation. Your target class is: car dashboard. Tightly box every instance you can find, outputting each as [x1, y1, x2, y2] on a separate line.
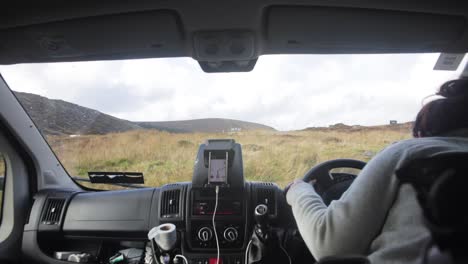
[23, 181, 302, 264]
[22, 138, 312, 264]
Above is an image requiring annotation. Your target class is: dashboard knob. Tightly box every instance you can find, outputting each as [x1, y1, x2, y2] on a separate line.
[255, 204, 268, 227]
[197, 227, 213, 242]
[223, 227, 238, 242]
[255, 204, 268, 216]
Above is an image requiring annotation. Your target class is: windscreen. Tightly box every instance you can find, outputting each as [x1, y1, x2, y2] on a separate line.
[0, 54, 465, 189]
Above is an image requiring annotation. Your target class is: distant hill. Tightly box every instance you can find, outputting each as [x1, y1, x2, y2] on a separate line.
[303, 122, 413, 133]
[137, 119, 275, 133]
[15, 92, 141, 135]
[15, 92, 275, 135]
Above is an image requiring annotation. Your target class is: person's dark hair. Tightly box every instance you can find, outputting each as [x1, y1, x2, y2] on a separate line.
[413, 78, 468, 137]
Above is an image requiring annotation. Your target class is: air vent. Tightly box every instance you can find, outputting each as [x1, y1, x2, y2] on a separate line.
[160, 189, 181, 218]
[41, 198, 65, 225]
[256, 188, 276, 215]
[25, 198, 36, 225]
[164, 183, 181, 188]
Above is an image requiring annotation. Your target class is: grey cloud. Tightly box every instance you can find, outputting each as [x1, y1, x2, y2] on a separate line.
[72, 82, 168, 115]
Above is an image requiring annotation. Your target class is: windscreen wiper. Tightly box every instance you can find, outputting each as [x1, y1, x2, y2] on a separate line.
[71, 176, 146, 189]
[88, 171, 144, 184]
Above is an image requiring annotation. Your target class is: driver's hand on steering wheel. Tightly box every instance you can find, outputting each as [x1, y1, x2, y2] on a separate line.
[284, 179, 306, 196]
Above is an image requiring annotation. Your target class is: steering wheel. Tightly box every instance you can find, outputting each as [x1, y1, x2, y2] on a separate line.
[302, 159, 366, 205]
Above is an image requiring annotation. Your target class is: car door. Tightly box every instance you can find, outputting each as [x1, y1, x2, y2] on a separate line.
[0, 125, 32, 263]
[0, 76, 33, 263]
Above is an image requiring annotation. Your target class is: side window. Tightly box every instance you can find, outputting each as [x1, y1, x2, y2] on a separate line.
[0, 153, 4, 222]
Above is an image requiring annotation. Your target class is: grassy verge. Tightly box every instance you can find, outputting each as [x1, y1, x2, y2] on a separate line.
[47, 129, 411, 189]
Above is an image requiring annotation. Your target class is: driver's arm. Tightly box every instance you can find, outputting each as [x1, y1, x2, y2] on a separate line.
[286, 143, 403, 259]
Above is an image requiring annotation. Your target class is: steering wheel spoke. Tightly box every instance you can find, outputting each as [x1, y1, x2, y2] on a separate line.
[302, 159, 366, 205]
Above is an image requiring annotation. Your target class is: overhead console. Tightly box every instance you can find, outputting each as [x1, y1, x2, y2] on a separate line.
[3, 4, 468, 73]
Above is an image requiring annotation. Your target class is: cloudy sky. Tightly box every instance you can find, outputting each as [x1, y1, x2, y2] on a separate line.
[0, 53, 466, 131]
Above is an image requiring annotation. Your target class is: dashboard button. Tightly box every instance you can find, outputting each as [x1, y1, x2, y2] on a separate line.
[191, 259, 207, 264]
[209, 258, 222, 264]
[230, 257, 241, 264]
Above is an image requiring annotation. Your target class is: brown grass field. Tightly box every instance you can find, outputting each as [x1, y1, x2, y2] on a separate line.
[0, 155, 4, 177]
[46, 128, 411, 189]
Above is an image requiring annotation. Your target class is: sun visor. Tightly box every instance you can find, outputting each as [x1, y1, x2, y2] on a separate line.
[0, 11, 185, 63]
[266, 7, 467, 54]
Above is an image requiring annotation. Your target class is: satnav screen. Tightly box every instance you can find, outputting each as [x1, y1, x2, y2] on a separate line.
[209, 159, 227, 183]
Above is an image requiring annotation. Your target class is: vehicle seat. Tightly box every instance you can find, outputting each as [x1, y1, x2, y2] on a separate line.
[396, 152, 468, 264]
